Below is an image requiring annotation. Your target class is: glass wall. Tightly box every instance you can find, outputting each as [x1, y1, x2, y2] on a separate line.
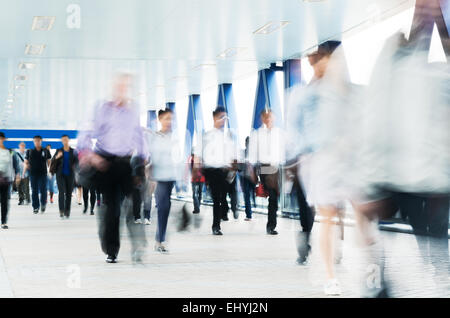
[172, 6, 449, 227]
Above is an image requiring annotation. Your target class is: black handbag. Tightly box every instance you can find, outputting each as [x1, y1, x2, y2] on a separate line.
[75, 164, 100, 190]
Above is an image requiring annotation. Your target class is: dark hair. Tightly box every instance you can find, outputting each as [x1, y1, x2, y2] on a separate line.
[158, 108, 173, 117]
[61, 134, 69, 139]
[0, 132, 5, 139]
[33, 135, 42, 140]
[316, 40, 341, 56]
[213, 106, 227, 117]
[46, 144, 51, 149]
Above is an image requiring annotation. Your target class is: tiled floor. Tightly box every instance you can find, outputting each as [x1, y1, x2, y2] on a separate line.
[0, 194, 448, 298]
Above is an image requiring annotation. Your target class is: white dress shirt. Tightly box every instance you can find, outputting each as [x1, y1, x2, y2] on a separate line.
[197, 128, 239, 169]
[248, 126, 285, 167]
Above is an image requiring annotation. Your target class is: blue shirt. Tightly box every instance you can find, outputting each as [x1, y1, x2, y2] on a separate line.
[62, 151, 70, 176]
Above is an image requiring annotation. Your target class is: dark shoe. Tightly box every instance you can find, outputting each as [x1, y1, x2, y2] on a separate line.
[18, 201, 24, 206]
[296, 232, 311, 264]
[233, 210, 239, 220]
[296, 246, 311, 265]
[59, 211, 64, 218]
[267, 229, 278, 235]
[33, 209, 39, 214]
[90, 210, 95, 215]
[222, 216, 229, 221]
[193, 210, 200, 214]
[106, 255, 117, 263]
[41, 205, 46, 213]
[212, 229, 223, 236]
[177, 203, 191, 232]
[1, 224, 8, 229]
[83, 206, 88, 214]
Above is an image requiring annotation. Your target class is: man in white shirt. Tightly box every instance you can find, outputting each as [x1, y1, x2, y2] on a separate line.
[195, 106, 239, 235]
[248, 109, 284, 235]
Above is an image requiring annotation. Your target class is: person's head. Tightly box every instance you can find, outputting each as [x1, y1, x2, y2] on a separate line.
[0, 132, 5, 148]
[260, 109, 275, 129]
[19, 142, 25, 151]
[46, 144, 51, 150]
[61, 135, 70, 147]
[112, 72, 134, 104]
[158, 108, 173, 132]
[212, 106, 227, 129]
[308, 40, 341, 79]
[33, 136, 43, 149]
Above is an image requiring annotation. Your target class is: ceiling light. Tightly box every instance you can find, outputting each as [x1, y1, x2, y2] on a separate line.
[170, 76, 188, 81]
[193, 63, 216, 71]
[7, 98, 14, 103]
[253, 21, 290, 35]
[217, 47, 247, 59]
[14, 85, 25, 89]
[31, 16, 56, 31]
[18, 62, 36, 70]
[25, 44, 46, 55]
[15, 75, 27, 81]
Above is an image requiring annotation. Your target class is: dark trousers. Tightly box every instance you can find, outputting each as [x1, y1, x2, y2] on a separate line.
[132, 180, 153, 220]
[260, 171, 279, 231]
[155, 181, 175, 243]
[132, 187, 142, 220]
[83, 187, 96, 212]
[30, 174, 47, 210]
[18, 177, 30, 203]
[240, 175, 255, 218]
[293, 177, 315, 233]
[0, 183, 10, 224]
[57, 174, 74, 216]
[395, 193, 449, 238]
[192, 182, 203, 213]
[225, 178, 237, 216]
[204, 168, 228, 231]
[97, 157, 133, 258]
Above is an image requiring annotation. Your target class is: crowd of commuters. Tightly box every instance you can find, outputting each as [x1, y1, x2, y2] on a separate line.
[0, 25, 448, 297]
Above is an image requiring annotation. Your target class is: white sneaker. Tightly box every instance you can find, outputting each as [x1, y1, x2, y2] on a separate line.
[144, 218, 151, 225]
[324, 279, 342, 296]
[154, 243, 169, 254]
[134, 219, 142, 224]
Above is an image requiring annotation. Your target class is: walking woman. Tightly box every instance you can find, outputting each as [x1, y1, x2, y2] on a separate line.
[0, 132, 18, 229]
[146, 108, 182, 253]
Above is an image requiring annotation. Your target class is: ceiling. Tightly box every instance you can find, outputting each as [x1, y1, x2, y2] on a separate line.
[0, 0, 415, 129]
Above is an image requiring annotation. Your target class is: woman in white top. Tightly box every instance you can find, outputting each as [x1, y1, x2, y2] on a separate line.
[0, 132, 17, 229]
[146, 108, 183, 253]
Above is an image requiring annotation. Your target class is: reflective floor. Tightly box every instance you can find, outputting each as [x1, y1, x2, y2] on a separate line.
[0, 194, 448, 298]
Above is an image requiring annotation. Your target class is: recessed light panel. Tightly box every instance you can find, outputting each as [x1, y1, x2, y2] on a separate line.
[25, 44, 46, 55]
[217, 47, 247, 59]
[193, 64, 216, 70]
[32, 16, 56, 31]
[15, 75, 27, 81]
[18, 62, 36, 70]
[253, 21, 290, 35]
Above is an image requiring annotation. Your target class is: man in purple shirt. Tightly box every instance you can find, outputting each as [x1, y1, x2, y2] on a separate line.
[78, 72, 148, 264]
